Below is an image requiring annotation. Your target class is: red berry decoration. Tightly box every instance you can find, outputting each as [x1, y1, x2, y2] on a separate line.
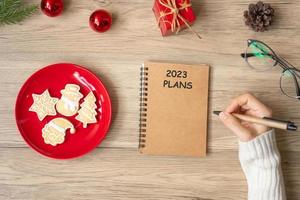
[89, 9, 112, 33]
[41, 0, 64, 17]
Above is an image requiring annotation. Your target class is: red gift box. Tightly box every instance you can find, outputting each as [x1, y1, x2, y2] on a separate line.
[153, 0, 197, 36]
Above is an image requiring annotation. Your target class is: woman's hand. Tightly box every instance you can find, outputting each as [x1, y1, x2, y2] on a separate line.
[219, 93, 273, 142]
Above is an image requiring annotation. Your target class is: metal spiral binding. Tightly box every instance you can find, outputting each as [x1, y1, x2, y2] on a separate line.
[139, 65, 148, 149]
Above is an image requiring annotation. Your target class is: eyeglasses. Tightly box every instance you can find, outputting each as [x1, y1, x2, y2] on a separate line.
[241, 39, 300, 100]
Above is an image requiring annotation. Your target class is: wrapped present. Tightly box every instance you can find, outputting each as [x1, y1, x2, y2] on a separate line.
[153, 0, 200, 38]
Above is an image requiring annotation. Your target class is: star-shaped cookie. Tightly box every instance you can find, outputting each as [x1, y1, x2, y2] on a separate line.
[29, 89, 58, 121]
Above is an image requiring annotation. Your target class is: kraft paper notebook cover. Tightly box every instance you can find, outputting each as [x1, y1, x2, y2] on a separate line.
[139, 61, 210, 157]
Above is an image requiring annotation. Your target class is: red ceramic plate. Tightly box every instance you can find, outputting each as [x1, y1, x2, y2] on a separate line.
[15, 63, 112, 159]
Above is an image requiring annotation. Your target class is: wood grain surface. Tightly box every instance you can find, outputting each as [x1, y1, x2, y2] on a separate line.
[1, 0, 300, 199]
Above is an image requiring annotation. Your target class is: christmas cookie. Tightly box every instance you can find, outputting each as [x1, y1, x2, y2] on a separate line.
[76, 91, 97, 128]
[29, 89, 58, 121]
[56, 84, 83, 116]
[42, 118, 75, 146]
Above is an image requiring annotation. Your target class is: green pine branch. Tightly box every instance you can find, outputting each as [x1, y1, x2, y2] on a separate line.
[0, 0, 38, 25]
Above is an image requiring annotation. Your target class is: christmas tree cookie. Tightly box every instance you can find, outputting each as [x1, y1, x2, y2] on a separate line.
[76, 91, 98, 128]
[56, 84, 83, 116]
[29, 89, 58, 121]
[42, 118, 75, 146]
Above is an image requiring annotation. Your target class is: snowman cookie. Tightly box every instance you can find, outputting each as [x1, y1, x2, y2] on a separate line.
[42, 118, 75, 146]
[29, 89, 58, 121]
[56, 84, 83, 116]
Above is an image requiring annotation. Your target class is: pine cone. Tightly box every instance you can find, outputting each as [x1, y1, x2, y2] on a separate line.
[244, 1, 275, 32]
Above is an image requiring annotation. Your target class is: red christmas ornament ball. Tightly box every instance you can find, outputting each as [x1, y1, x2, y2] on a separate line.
[41, 0, 64, 17]
[89, 9, 112, 33]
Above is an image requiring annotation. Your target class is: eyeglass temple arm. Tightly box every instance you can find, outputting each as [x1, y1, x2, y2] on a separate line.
[277, 56, 300, 73]
[241, 41, 275, 58]
[277, 57, 300, 77]
[241, 53, 300, 75]
[241, 53, 274, 58]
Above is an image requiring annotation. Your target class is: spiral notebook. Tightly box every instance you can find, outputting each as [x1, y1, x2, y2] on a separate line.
[139, 61, 210, 157]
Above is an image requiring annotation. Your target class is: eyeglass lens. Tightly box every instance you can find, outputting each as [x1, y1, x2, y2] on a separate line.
[246, 41, 276, 71]
[280, 69, 300, 99]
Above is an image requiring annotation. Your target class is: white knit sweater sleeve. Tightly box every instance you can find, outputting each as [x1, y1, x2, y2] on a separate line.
[239, 129, 286, 200]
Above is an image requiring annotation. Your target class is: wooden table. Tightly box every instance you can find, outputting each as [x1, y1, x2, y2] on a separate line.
[1, 0, 299, 199]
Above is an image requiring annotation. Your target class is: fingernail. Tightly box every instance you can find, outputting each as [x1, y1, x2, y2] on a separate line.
[219, 112, 228, 120]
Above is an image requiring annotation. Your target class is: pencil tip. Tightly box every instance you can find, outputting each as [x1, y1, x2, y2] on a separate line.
[213, 111, 221, 116]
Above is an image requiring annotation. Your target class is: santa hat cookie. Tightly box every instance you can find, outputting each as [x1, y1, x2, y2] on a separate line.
[42, 118, 75, 146]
